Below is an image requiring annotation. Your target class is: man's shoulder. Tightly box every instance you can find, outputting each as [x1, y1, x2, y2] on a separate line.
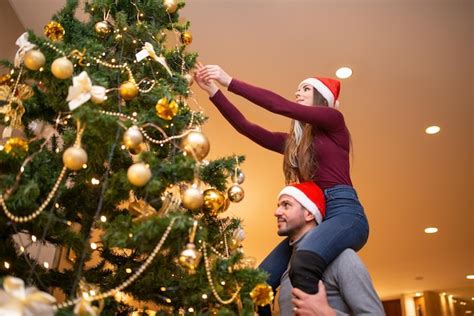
[329, 249, 366, 272]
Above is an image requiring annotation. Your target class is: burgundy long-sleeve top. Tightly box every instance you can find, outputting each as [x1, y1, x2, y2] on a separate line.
[210, 79, 352, 190]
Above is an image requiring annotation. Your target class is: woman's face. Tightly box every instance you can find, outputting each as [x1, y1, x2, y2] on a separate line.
[295, 83, 314, 106]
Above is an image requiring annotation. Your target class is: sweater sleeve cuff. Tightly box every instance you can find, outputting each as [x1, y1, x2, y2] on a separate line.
[209, 89, 224, 103]
[228, 78, 241, 94]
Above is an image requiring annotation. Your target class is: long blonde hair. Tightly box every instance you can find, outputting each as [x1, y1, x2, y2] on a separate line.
[283, 88, 328, 184]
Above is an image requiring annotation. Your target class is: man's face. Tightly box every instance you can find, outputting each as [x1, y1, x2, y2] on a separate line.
[274, 195, 309, 238]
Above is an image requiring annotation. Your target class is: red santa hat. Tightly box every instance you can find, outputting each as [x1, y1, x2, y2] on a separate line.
[278, 181, 326, 224]
[299, 77, 341, 108]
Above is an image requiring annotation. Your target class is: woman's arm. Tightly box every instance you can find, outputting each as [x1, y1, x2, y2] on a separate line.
[210, 90, 287, 154]
[229, 79, 345, 132]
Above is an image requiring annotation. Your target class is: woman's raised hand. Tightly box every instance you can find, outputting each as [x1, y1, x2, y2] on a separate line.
[196, 64, 232, 88]
[194, 62, 219, 97]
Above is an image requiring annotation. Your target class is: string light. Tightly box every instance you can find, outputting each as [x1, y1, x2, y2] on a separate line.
[100, 216, 107, 222]
[90, 243, 97, 250]
[4, 262, 10, 269]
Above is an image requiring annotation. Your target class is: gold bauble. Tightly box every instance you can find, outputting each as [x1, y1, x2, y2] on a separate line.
[180, 32, 193, 45]
[119, 81, 139, 101]
[94, 21, 112, 36]
[184, 73, 194, 86]
[127, 162, 152, 187]
[24, 50, 45, 71]
[51, 57, 74, 79]
[129, 142, 149, 157]
[155, 97, 178, 120]
[163, 0, 178, 13]
[123, 126, 143, 149]
[178, 243, 201, 271]
[202, 189, 226, 216]
[228, 184, 245, 203]
[181, 186, 204, 210]
[63, 146, 88, 171]
[180, 131, 210, 161]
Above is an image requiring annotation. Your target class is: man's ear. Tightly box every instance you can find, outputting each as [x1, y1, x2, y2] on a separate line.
[304, 209, 315, 222]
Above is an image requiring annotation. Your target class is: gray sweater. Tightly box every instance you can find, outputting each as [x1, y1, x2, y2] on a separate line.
[279, 248, 385, 315]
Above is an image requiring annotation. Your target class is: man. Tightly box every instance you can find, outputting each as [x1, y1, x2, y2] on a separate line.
[274, 182, 384, 316]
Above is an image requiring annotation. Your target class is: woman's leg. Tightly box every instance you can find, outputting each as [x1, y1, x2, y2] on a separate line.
[258, 237, 292, 290]
[290, 213, 369, 293]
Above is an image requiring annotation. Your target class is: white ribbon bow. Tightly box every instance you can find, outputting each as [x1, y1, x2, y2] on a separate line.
[67, 71, 106, 111]
[136, 42, 172, 75]
[14, 33, 36, 68]
[0, 276, 56, 316]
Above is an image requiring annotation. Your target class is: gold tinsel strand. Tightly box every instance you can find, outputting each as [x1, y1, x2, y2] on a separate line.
[44, 21, 65, 41]
[249, 283, 274, 307]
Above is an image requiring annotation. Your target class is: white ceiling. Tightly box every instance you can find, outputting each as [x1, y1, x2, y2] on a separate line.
[4, 0, 474, 305]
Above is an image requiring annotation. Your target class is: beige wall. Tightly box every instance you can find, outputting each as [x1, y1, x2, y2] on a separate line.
[0, 1, 24, 66]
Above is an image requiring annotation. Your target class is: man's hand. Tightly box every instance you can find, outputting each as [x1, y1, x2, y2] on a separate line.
[291, 281, 337, 316]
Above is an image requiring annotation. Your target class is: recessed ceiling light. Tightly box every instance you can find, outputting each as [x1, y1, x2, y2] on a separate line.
[415, 292, 423, 297]
[424, 227, 438, 234]
[335, 67, 352, 79]
[425, 126, 441, 134]
[467, 275, 474, 280]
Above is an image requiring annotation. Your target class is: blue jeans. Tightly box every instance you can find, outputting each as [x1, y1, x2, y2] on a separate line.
[259, 185, 369, 290]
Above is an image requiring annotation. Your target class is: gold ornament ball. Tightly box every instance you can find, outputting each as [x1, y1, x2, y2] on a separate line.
[24, 50, 46, 71]
[181, 131, 210, 161]
[119, 81, 139, 101]
[51, 57, 74, 79]
[202, 189, 226, 216]
[182, 186, 204, 210]
[163, 0, 178, 13]
[184, 73, 194, 86]
[123, 126, 143, 149]
[178, 243, 201, 271]
[94, 21, 112, 36]
[180, 32, 193, 45]
[129, 142, 148, 157]
[228, 184, 245, 203]
[127, 163, 152, 187]
[63, 146, 88, 171]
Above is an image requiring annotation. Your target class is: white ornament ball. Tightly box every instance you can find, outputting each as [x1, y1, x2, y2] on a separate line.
[63, 146, 88, 171]
[51, 57, 74, 79]
[127, 162, 152, 187]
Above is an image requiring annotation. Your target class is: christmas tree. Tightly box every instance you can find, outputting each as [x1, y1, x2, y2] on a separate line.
[0, 0, 271, 314]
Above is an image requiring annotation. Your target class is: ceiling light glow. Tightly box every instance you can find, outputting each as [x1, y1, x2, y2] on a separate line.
[467, 275, 474, 280]
[425, 126, 441, 134]
[424, 227, 438, 234]
[335, 67, 353, 79]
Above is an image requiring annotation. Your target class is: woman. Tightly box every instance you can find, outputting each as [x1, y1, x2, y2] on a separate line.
[195, 63, 369, 296]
